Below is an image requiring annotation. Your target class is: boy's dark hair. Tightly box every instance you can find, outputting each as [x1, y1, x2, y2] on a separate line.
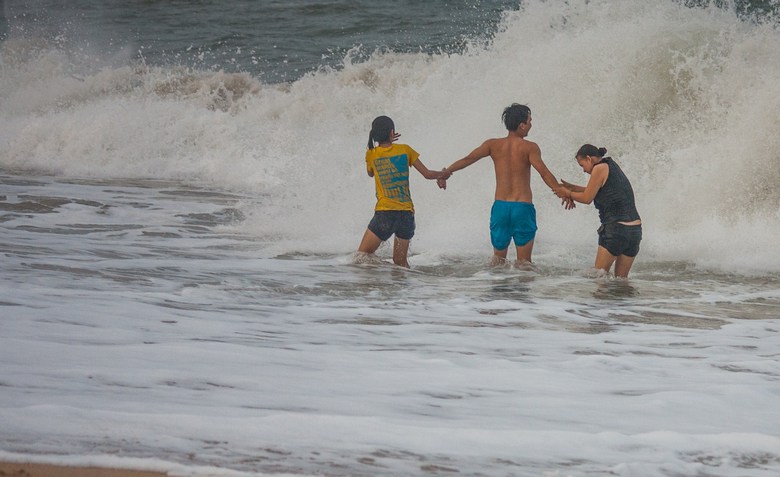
[502, 103, 531, 131]
[576, 144, 608, 158]
[368, 115, 395, 149]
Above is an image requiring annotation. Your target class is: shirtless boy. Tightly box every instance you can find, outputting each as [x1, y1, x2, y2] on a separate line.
[438, 104, 568, 266]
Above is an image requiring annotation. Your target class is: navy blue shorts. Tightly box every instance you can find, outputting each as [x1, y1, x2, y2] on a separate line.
[598, 223, 642, 257]
[367, 210, 415, 241]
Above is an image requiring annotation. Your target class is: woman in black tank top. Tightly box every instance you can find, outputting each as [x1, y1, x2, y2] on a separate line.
[555, 144, 642, 278]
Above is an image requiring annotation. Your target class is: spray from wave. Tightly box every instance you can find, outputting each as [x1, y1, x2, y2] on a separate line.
[1, 0, 779, 271]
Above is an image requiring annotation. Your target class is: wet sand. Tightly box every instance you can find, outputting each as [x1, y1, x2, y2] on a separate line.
[0, 462, 169, 477]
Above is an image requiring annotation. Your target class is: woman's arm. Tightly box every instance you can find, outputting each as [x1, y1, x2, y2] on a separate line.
[568, 163, 609, 204]
[561, 179, 584, 192]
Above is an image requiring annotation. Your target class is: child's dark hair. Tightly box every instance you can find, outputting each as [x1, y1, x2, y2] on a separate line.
[576, 144, 608, 158]
[502, 103, 531, 131]
[367, 115, 395, 149]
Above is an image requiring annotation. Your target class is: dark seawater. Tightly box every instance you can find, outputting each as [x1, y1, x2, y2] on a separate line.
[2, 0, 521, 82]
[3, 0, 777, 83]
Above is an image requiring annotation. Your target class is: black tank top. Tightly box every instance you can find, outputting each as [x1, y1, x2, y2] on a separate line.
[593, 158, 640, 224]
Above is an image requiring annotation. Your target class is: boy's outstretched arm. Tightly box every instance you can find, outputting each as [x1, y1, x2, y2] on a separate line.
[435, 140, 491, 190]
[443, 140, 491, 176]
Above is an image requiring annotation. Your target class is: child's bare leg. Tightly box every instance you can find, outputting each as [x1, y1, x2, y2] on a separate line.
[393, 237, 410, 268]
[357, 229, 382, 254]
[354, 229, 384, 263]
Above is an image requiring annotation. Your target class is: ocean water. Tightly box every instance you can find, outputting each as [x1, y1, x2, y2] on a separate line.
[2, 1, 780, 476]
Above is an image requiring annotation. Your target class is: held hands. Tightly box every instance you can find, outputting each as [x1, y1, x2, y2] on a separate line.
[394, 131, 452, 188]
[553, 185, 569, 200]
[436, 168, 451, 189]
[553, 183, 576, 210]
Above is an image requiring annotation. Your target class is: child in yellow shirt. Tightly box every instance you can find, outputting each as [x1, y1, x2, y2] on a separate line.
[354, 116, 448, 268]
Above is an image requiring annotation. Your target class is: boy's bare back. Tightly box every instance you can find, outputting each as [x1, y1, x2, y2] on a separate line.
[485, 135, 542, 202]
[448, 131, 559, 203]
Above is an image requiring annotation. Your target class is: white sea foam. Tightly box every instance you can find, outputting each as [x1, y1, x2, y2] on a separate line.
[1, 172, 780, 476]
[3, 2, 778, 272]
[2, 1, 780, 271]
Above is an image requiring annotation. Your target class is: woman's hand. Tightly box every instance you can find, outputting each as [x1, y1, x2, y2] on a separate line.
[553, 185, 576, 209]
[553, 185, 570, 199]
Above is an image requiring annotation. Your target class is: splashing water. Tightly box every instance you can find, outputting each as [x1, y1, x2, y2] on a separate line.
[2, 0, 780, 270]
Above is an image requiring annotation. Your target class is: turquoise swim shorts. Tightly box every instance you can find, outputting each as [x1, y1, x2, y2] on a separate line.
[489, 200, 537, 250]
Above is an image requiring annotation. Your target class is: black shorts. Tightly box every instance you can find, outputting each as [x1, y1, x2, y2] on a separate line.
[367, 210, 415, 241]
[598, 223, 642, 257]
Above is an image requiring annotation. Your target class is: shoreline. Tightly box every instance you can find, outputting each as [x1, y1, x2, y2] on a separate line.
[0, 461, 169, 477]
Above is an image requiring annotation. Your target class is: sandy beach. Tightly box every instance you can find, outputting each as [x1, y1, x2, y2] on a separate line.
[0, 462, 168, 477]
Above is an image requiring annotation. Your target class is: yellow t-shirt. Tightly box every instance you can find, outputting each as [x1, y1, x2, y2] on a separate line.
[365, 144, 420, 212]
